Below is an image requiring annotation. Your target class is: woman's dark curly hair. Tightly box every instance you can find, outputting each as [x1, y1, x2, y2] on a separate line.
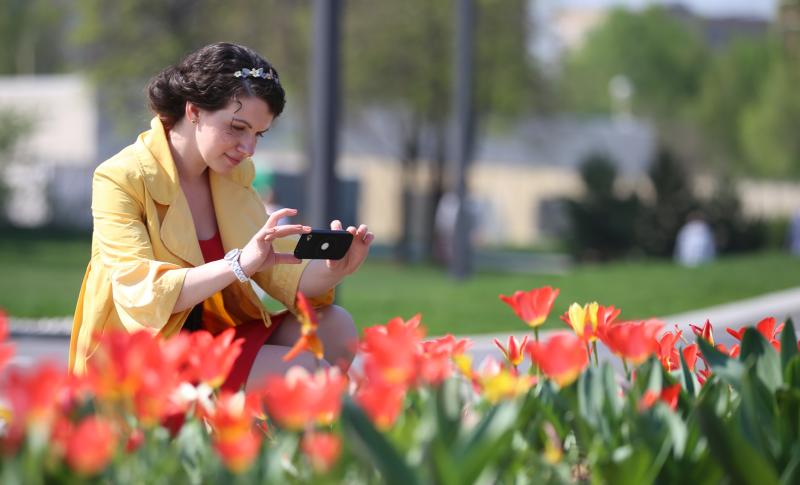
[146, 42, 286, 129]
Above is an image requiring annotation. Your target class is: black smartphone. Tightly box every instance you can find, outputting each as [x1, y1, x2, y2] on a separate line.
[293, 229, 354, 260]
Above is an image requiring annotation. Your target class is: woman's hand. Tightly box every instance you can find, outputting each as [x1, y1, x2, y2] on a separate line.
[326, 220, 374, 275]
[239, 208, 310, 276]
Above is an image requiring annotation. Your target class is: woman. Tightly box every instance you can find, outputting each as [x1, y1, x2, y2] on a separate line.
[68, 42, 373, 391]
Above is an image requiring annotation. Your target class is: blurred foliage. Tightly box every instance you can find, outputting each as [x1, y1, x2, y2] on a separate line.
[740, 62, 800, 178]
[343, 0, 537, 261]
[344, 0, 538, 124]
[72, 0, 312, 132]
[568, 148, 769, 261]
[561, 6, 708, 118]
[0, 0, 70, 74]
[693, 38, 776, 173]
[566, 154, 641, 261]
[0, 109, 33, 224]
[562, 4, 800, 180]
[635, 148, 699, 258]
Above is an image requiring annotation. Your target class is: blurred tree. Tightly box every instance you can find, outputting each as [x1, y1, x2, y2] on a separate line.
[0, 109, 33, 224]
[703, 174, 767, 253]
[694, 37, 776, 174]
[562, 6, 708, 119]
[740, 60, 800, 178]
[343, 0, 538, 261]
[0, 0, 70, 74]
[635, 147, 699, 257]
[566, 153, 641, 261]
[72, 0, 311, 133]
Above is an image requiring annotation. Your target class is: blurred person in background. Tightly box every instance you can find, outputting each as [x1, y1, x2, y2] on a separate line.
[674, 211, 716, 267]
[69, 42, 373, 391]
[788, 210, 800, 256]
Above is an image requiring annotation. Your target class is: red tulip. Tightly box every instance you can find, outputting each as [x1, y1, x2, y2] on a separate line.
[360, 315, 424, 387]
[355, 381, 406, 430]
[85, 330, 181, 426]
[65, 416, 117, 475]
[682, 344, 699, 371]
[690, 320, 715, 346]
[602, 319, 663, 366]
[656, 330, 683, 371]
[302, 432, 342, 473]
[526, 331, 589, 387]
[639, 383, 681, 411]
[418, 334, 471, 386]
[500, 287, 559, 328]
[726, 317, 784, 352]
[165, 328, 243, 389]
[207, 391, 263, 473]
[284, 292, 324, 361]
[262, 367, 346, 430]
[0, 309, 14, 373]
[493, 335, 528, 367]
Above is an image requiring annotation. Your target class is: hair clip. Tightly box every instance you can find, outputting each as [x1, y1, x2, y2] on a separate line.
[234, 67, 279, 84]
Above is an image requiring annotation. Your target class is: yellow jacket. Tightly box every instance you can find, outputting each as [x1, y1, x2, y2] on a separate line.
[69, 117, 330, 373]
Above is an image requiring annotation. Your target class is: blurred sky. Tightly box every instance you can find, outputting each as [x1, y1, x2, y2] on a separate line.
[548, 0, 777, 18]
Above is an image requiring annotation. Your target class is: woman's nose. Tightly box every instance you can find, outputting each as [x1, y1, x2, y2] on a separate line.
[237, 137, 256, 157]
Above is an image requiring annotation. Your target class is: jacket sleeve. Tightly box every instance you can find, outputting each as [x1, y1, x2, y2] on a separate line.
[92, 163, 189, 334]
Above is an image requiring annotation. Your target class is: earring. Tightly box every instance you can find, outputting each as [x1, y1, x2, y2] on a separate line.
[191, 118, 198, 124]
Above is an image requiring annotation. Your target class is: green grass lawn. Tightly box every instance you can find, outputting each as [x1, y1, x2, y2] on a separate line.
[338, 253, 800, 336]
[3, 230, 800, 337]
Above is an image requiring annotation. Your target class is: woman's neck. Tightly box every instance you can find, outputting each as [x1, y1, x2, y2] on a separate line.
[167, 119, 207, 183]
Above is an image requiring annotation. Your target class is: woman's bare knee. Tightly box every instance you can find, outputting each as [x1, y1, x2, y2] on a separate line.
[245, 344, 330, 391]
[316, 305, 358, 371]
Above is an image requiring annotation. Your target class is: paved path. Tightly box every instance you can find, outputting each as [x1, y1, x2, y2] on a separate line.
[7, 286, 800, 373]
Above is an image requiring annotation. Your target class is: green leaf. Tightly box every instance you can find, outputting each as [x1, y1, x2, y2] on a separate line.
[780, 318, 798, 373]
[697, 392, 780, 485]
[597, 445, 653, 485]
[780, 444, 800, 485]
[429, 380, 464, 485]
[602, 362, 624, 417]
[175, 420, 211, 484]
[741, 328, 782, 392]
[680, 349, 699, 397]
[698, 337, 744, 388]
[435, 379, 463, 445]
[455, 402, 519, 484]
[654, 404, 688, 457]
[785, 355, 800, 389]
[739, 365, 780, 462]
[340, 399, 419, 485]
[776, 388, 800, 453]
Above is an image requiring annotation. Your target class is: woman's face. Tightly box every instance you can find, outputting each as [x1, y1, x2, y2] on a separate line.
[194, 96, 273, 174]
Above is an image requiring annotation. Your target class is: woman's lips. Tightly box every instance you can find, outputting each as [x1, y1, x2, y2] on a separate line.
[224, 154, 242, 166]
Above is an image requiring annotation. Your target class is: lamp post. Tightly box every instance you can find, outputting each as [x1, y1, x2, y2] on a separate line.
[450, 0, 475, 280]
[308, 0, 342, 228]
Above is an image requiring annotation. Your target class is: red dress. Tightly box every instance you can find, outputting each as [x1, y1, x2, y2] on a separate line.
[196, 232, 287, 391]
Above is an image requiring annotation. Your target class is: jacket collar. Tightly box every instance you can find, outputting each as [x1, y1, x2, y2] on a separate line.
[134, 117, 256, 205]
[132, 117, 257, 267]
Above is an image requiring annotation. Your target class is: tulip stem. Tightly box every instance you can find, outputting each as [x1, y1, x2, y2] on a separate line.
[592, 342, 599, 366]
[534, 327, 540, 343]
[622, 359, 630, 379]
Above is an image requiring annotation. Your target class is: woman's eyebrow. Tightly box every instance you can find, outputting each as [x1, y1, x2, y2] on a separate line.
[231, 117, 253, 129]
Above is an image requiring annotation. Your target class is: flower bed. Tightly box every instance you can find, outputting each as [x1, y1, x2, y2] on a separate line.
[1, 288, 798, 483]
